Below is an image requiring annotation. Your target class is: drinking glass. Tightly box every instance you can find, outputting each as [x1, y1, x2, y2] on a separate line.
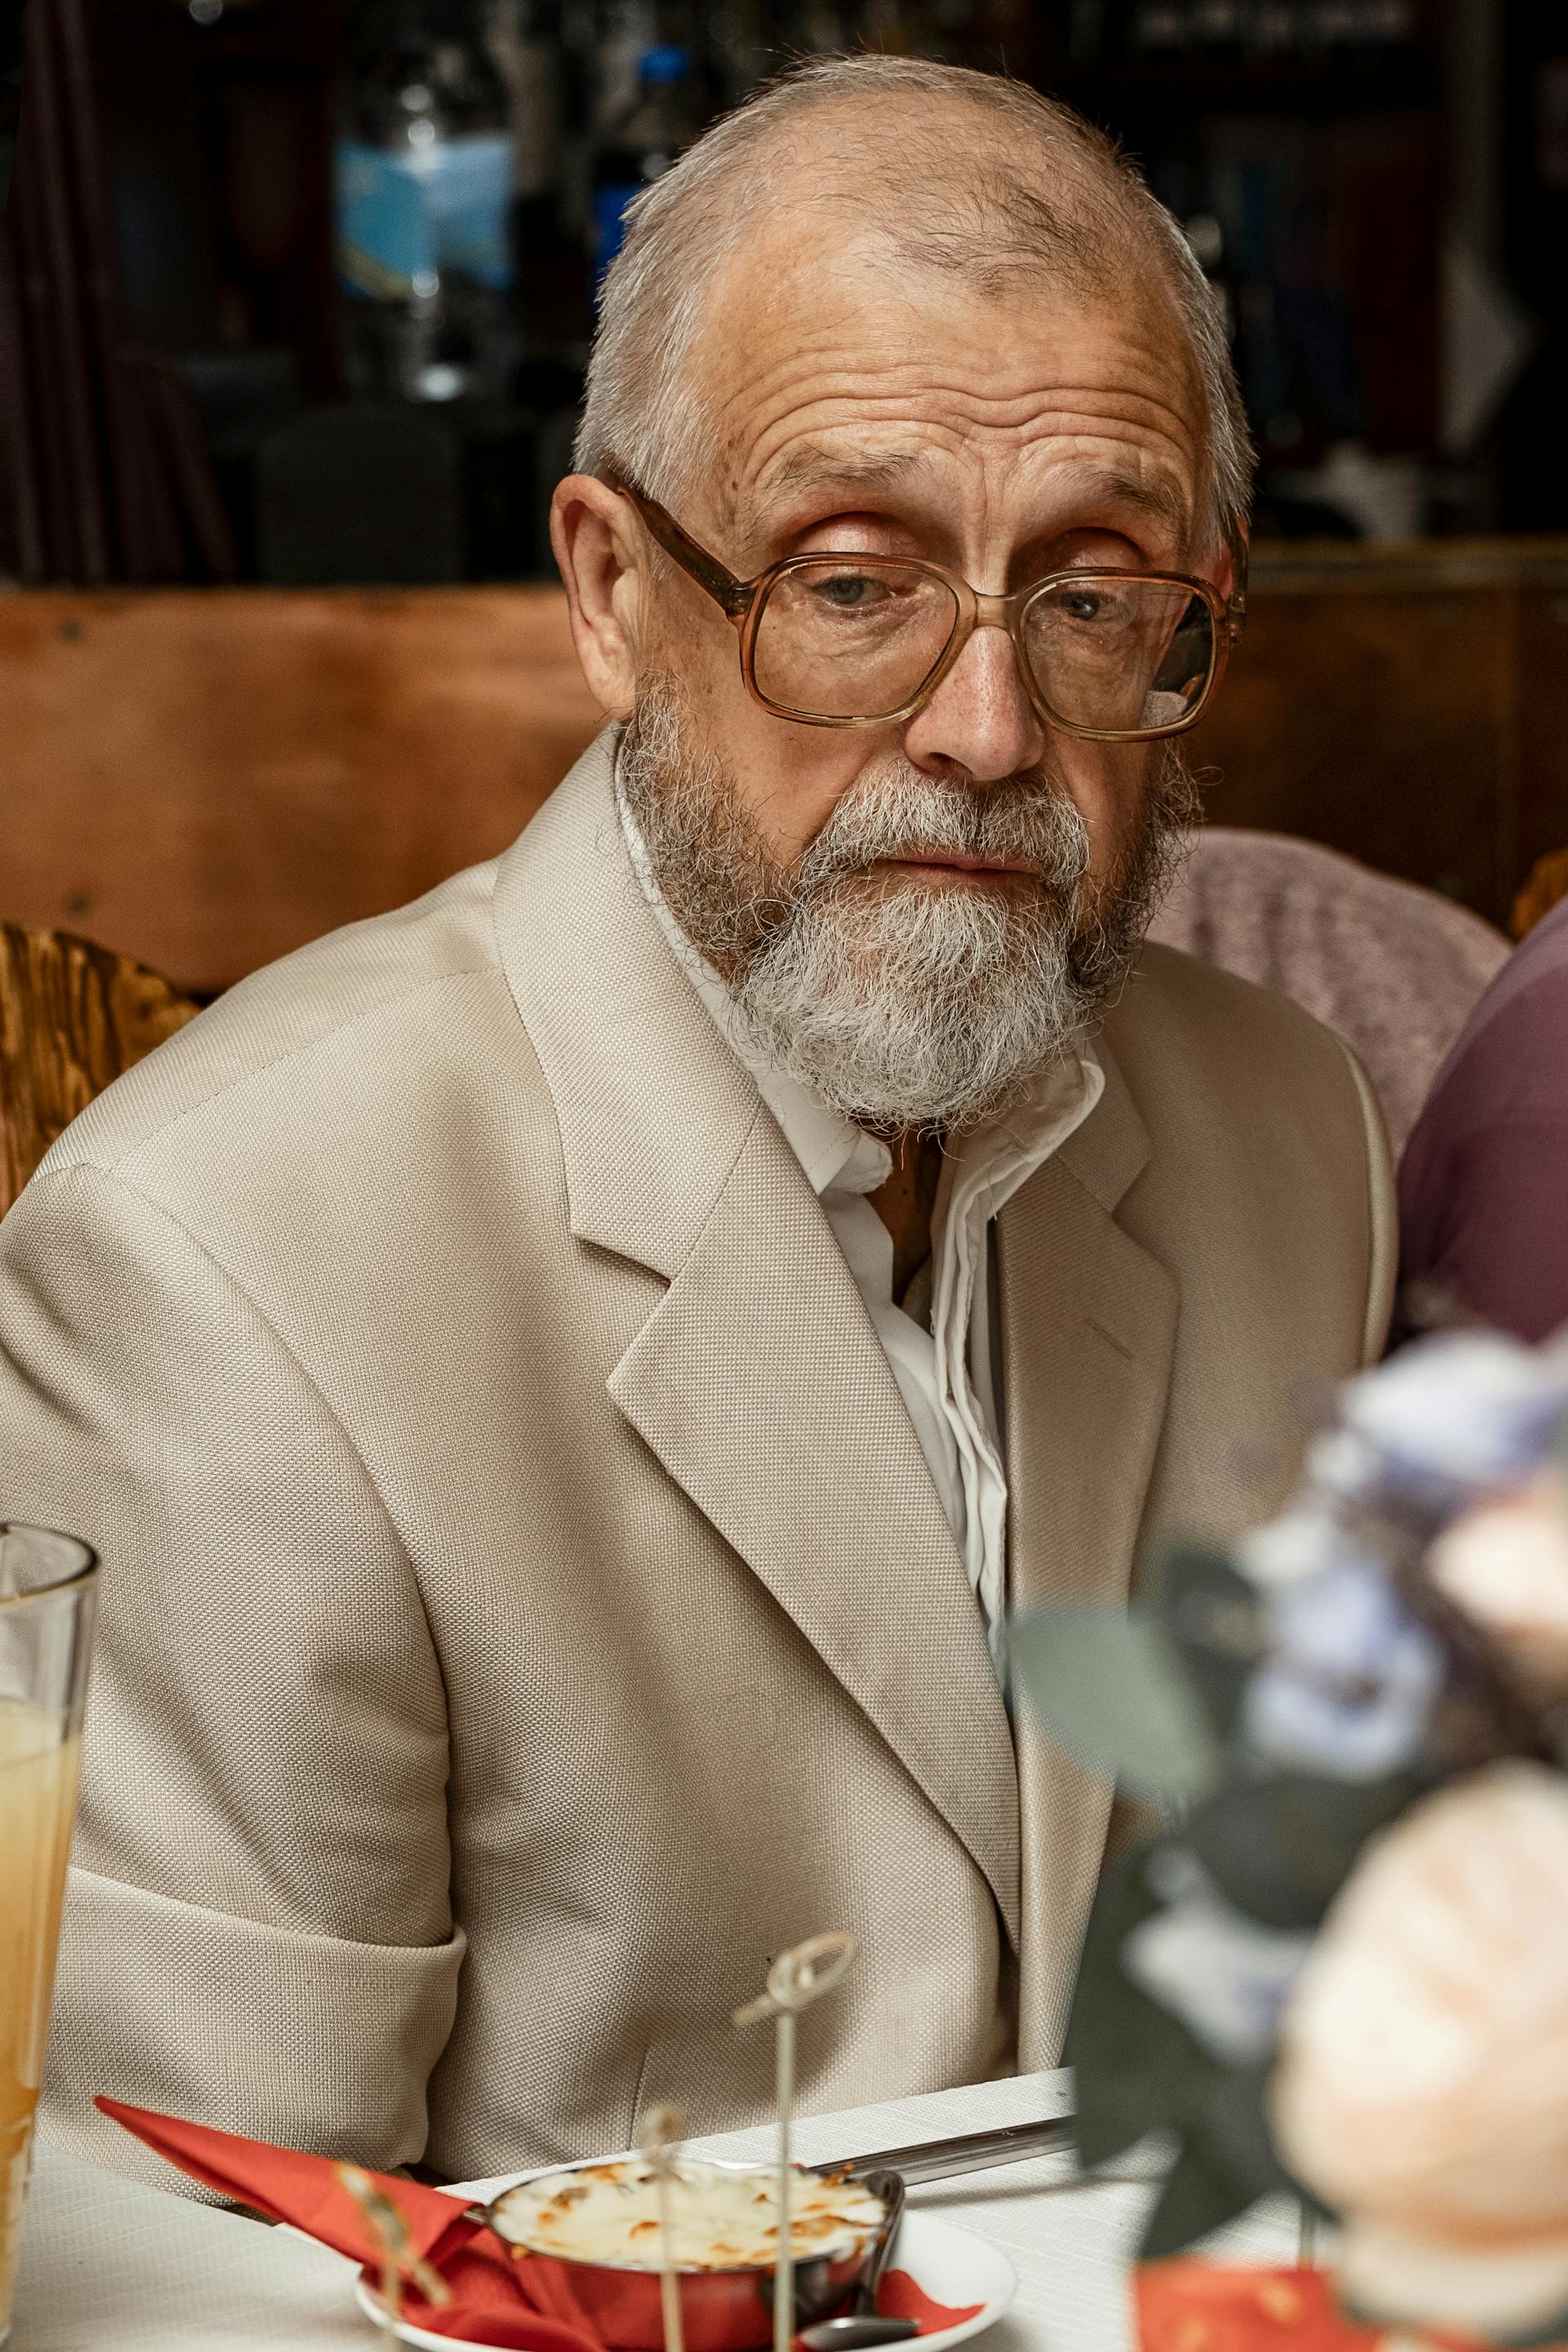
[0, 1526, 97, 2345]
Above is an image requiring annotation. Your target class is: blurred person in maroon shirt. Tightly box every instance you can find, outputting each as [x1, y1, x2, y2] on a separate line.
[1399, 894, 1568, 1343]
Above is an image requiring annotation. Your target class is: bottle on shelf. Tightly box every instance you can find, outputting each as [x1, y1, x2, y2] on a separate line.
[484, 0, 562, 213]
[590, 42, 704, 296]
[483, 0, 595, 374]
[336, 1, 519, 403]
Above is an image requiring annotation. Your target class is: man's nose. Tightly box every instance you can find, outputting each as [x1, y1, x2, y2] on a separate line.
[901, 617, 1048, 782]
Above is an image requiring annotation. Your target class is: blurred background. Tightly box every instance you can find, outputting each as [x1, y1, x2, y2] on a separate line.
[0, 0, 1564, 1001]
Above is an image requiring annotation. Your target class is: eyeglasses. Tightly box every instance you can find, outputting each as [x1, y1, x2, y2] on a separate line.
[612, 480, 1247, 742]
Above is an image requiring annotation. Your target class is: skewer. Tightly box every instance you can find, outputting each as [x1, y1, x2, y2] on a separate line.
[335, 2160, 452, 2342]
[639, 2101, 688, 2352]
[735, 1931, 860, 2352]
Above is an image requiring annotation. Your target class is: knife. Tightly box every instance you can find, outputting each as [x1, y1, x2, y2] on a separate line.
[819, 2113, 1077, 2186]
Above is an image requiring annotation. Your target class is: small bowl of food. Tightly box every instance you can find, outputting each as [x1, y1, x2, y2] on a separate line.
[486, 2154, 889, 2352]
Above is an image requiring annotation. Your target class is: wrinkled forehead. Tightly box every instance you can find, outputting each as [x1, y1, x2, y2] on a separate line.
[684, 217, 1211, 561]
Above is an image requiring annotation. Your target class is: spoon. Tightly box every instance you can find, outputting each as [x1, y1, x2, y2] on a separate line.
[800, 2171, 916, 2352]
[800, 2316, 919, 2350]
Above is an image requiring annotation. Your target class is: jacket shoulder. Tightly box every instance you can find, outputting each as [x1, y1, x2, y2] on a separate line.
[1112, 938, 1364, 1089]
[1104, 938, 1388, 1207]
[1102, 940, 1394, 1367]
[33, 858, 510, 1187]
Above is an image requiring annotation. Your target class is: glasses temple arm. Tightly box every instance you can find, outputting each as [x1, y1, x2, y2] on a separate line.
[1223, 520, 1250, 637]
[607, 479, 753, 621]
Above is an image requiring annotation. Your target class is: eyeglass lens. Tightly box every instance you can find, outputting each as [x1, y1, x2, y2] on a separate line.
[752, 562, 959, 722]
[751, 559, 1216, 733]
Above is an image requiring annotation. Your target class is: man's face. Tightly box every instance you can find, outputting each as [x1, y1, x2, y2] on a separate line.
[560, 207, 1224, 1128]
[641, 222, 1217, 889]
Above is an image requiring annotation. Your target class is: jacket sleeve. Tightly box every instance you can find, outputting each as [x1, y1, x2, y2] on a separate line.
[0, 1162, 463, 2193]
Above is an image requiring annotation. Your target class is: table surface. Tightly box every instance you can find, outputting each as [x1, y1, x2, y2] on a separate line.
[12, 2070, 1298, 2351]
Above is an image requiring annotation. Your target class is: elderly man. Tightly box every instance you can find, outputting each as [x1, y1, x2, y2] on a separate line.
[8, 56, 1391, 2189]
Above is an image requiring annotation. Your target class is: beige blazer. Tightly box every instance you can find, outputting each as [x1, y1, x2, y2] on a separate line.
[1, 733, 1393, 2192]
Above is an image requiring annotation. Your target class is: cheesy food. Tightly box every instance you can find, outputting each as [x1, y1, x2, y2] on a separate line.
[492, 2158, 885, 2272]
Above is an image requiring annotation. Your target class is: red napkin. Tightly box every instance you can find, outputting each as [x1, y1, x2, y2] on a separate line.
[99, 2097, 978, 2349]
[1135, 2262, 1511, 2352]
[97, 2097, 607, 2349]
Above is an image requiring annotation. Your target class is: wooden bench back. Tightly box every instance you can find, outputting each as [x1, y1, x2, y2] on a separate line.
[0, 925, 198, 1214]
[1, 545, 1565, 996]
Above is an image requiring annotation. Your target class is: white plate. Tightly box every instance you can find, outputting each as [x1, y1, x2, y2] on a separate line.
[351, 2186, 1018, 2352]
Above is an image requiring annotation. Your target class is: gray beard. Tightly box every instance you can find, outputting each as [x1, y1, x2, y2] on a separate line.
[620, 676, 1197, 1133]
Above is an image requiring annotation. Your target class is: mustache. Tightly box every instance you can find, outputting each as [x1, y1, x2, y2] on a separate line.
[791, 764, 1092, 896]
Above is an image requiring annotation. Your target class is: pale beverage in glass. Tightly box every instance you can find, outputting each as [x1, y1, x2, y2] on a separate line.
[0, 1526, 97, 2345]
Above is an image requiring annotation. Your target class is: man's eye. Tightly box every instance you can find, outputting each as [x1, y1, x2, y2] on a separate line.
[1059, 588, 1110, 622]
[813, 572, 887, 610]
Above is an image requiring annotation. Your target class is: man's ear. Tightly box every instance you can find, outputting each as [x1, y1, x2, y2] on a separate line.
[1205, 519, 1250, 609]
[550, 474, 645, 720]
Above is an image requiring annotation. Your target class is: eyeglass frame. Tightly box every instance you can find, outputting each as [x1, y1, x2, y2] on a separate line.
[607, 476, 1249, 742]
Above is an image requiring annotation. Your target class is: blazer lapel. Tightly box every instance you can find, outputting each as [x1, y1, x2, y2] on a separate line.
[495, 733, 1020, 1940]
[610, 1115, 1019, 1938]
[998, 1045, 1178, 2068]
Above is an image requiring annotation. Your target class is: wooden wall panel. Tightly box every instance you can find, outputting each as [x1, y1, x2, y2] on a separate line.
[1, 542, 1565, 993]
[1189, 588, 1510, 915]
[1189, 541, 1568, 929]
[0, 588, 603, 992]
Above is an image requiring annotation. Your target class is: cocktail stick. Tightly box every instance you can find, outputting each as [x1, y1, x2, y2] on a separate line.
[335, 2159, 452, 2340]
[735, 1932, 860, 2352]
[639, 2102, 688, 2352]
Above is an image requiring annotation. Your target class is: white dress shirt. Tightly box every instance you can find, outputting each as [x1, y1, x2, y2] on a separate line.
[617, 786, 1104, 1664]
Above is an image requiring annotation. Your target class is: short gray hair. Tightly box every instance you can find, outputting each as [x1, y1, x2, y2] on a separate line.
[576, 55, 1254, 554]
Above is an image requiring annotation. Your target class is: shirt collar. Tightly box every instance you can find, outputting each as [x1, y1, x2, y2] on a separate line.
[614, 769, 1100, 1209]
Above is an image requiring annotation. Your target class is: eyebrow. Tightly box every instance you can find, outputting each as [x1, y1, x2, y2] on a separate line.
[763, 443, 927, 498]
[1074, 464, 1192, 540]
[753, 444, 1192, 545]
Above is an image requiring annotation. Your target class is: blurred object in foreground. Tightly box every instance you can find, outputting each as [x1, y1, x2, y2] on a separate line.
[1149, 829, 1509, 1156]
[1136, 2260, 1482, 2352]
[1512, 845, 1568, 941]
[0, 1522, 99, 2340]
[0, 0, 234, 584]
[1273, 1762, 1568, 2339]
[1022, 1325, 1568, 2297]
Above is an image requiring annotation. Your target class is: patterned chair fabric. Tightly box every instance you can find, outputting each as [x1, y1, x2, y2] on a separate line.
[0, 924, 197, 1216]
[1149, 829, 1510, 1156]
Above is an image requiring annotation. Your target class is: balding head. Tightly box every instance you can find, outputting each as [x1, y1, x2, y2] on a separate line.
[553, 56, 1244, 1134]
[577, 56, 1252, 555]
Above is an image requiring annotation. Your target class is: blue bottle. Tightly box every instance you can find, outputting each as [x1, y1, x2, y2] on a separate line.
[591, 44, 702, 297]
